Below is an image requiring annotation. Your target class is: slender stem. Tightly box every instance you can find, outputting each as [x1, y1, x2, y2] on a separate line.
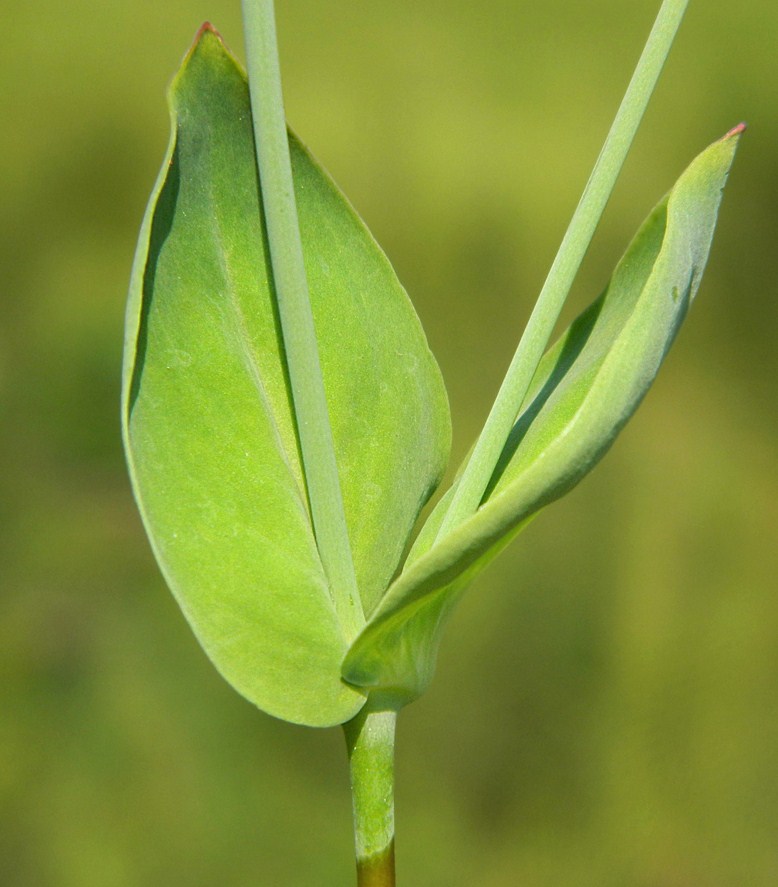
[241, 0, 364, 639]
[435, 0, 689, 541]
[343, 706, 397, 887]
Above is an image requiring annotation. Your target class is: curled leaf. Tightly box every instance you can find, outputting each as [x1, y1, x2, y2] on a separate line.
[342, 127, 743, 704]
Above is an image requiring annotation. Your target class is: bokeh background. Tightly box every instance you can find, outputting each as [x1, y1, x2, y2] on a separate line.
[2, 1, 777, 884]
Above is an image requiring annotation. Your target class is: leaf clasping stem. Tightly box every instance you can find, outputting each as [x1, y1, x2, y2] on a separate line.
[241, 0, 364, 639]
[435, 0, 690, 542]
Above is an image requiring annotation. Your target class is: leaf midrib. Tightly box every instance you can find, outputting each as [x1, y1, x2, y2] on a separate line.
[206, 183, 318, 550]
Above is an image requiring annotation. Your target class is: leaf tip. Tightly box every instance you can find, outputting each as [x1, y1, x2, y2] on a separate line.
[171, 21, 241, 99]
[185, 21, 228, 59]
[722, 122, 747, 141]
[196, 21, 218, 38]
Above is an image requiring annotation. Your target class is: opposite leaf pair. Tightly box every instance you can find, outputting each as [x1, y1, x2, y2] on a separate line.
[122, 27, 741, 727]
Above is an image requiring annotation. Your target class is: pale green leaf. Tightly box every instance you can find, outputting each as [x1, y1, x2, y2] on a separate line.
[342, 127, 743, 704]
[121, 27, 450, 727]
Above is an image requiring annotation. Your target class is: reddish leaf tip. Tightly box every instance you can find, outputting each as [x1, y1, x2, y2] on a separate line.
[723, 122, 747, 140]
[179, 21, 230, 70]
[196, 21, 220, 40]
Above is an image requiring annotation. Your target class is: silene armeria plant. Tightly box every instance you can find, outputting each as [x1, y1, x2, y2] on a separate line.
[121, 0, 742, 883]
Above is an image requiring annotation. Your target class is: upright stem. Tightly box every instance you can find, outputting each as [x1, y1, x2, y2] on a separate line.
[241, 0, 364, 639]
[343, 706, 397, 887]
[435, 0, 689, 541]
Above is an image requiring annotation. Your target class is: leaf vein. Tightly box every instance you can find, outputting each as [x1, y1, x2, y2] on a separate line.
[207, 195, 315, 538]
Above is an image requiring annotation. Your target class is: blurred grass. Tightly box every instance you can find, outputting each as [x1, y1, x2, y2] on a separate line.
[2, 1, 777, 884]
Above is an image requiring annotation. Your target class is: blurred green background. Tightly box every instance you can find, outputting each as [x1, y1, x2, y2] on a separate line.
[2, 1, 777, 884]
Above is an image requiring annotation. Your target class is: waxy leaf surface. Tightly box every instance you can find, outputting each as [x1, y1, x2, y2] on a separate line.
[122, 28, 450, 727]
[343, 129, 742, 705]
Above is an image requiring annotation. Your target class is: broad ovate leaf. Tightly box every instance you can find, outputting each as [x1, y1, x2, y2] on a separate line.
[121, 26, 450, 727]
[343, 127, 743, 705]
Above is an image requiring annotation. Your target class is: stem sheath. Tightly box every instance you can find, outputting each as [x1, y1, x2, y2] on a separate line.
[436, 0, 689, 540]
[343, 707, 397, 887]
[241, 0, 364, 639]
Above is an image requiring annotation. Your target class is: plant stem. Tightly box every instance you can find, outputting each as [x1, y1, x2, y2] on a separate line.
[435, 0, 689, 542]
[343, 706, 397, 887]
[241, 0, 364, 639]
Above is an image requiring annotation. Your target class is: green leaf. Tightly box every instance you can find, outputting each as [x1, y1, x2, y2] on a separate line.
[121, 27, 450, 727]
[342, 127, 743, 705]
